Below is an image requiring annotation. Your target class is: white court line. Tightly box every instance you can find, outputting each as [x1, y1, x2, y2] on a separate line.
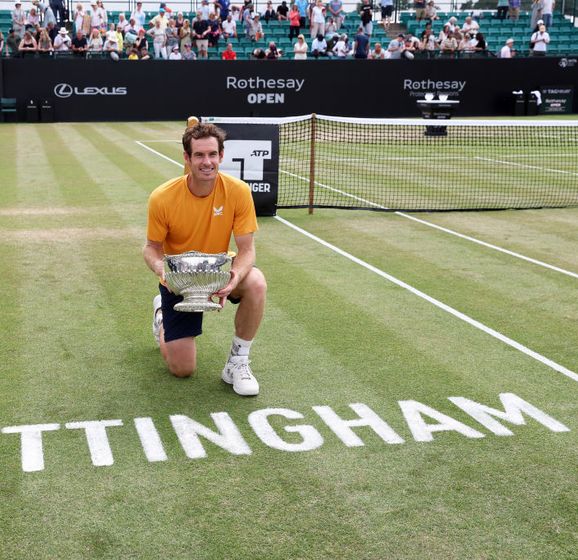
[275, 215, 578, 383]
[136, 140, 578, 382]
[474, 156, 578, 178]
[279, 170, 578, 280]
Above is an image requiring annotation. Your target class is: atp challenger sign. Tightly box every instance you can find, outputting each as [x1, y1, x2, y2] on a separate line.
[209, 122, 279, 216]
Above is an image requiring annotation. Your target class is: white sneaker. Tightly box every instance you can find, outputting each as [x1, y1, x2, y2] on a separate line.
[152, 294, 162, 346]
[222, 355, 259, 396]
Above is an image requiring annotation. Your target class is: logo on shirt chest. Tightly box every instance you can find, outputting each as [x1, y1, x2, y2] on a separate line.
[213, 206, 224, 217]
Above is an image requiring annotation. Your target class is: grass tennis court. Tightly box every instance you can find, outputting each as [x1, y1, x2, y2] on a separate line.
[0, 122, 577, 559]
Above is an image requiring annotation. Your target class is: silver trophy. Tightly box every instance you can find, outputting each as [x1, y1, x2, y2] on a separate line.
[164, 251, 233, 312]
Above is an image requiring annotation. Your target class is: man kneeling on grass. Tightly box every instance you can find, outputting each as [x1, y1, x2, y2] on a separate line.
[143, 123, 267, 396]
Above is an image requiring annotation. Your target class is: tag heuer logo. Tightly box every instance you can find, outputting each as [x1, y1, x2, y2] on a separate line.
[213, 206, 223, 216]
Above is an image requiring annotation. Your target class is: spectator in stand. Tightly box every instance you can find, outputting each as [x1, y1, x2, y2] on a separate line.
[139, 45, 150, 58]
[353, 26, 369, 58]
[18, 30, 37, 55]
[326, 32, 339, 54]
[379, 0, 393, 30]
[530, 22, 549, 55]
[96, 0, 108, 30]
[175, 11, 185, 30]
[221, 14, 237, 39]
[53, 27, 71, 50]
[130, 1, 146, 31]
[148, 18, 168, 58]
[473, 32, 487, 54]
[262, 1, 277, 21]
[160, 2, 172, 15]
[387, 33, 404, 58]
[193, 11, 210, 56]
[11, 1, 26, 39]
[34, 0, 57, 30]
[531, 17, 544, 32]
[370, 41, 385, 58]
[199, 0, 211, 20]
[424, 0, 438, 22]
[222, 41, 237, 59]
[265, 40, 281, 58]
[440, 29, 457, 56]
[445, 15, 458, 32]
[38, 27, 55, 55]
[288, 4, 301, 39]
[216, 0, 231, 21]
[310, 0, 326, 39]
[414, 0, 425, 22]
[437, 23, 450, 43]
[508, 0, 521, 21]
[125, 19, 139, 43]
[530, 0, 543, 30]
[182, 42, 196, 59]
[500, 37, 515, 57]
[179, 19, 192, 49]
[420, 26, 437, 57]
[242, 4, 252, 36]
[496, 0, 508, 19]
[6, 29, 20, 56]
[71, 29, 88, 56]
[294, 33, 308, 58]
[541, 0, 554, 28]
[327, 0, 344, 29]
[0, 32, 4, 55]
[51, 0, 67, 26]
[169, 44, 182, 58]
[359, 0, 373, 37]
[127, 47, 139, 58]
[249, 14, 263, 41]
[333, 32, 350, 57]
[295, 0, 309, 27]
[117, 13, 130, 34]
[461, 16, 479, 35]
[89, 2, 102, 30]
[72, 3, 84, 33]
[150, 7, 169, 30]
[46, 21, 58, 41]
[134, 27, 147, 51]
[207, 12, 220, 46]
[405, 31, 421, 55]
[166, 17, 180, 50]
[311, 33, 327, 56]
[326, 17, 337, 35]
[27, 7, 40, 29]
[88, 26, 102, 50]
[458, 31, 473, 53]
[103, 29, 120, 58]
[277, 1, 289, 21]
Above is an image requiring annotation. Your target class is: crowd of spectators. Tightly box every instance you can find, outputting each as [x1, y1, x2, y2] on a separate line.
[0, 0, 563, 60]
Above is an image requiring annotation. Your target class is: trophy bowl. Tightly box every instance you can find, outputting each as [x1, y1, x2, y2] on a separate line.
[164, 251, 233, 312]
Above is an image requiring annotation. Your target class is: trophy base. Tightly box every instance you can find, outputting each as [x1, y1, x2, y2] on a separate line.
[173, 298, 221, 313]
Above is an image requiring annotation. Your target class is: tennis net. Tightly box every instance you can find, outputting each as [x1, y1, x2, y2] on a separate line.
[209, 114, 578, 212]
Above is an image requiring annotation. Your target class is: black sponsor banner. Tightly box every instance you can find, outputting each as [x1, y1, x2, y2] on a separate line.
[213, 123, 279, 217]
[2, 57, 578, 120]
[540, 85, 574, 114]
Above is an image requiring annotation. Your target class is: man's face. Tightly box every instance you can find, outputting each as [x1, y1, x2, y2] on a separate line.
[185, 137, 223, 183]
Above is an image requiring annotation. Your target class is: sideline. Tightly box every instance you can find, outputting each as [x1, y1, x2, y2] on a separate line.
[275, 215, 578, 383]
[279, 170, 578, 280]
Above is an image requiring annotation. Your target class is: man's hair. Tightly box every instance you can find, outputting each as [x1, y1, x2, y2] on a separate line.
[182, 123, 227, 156]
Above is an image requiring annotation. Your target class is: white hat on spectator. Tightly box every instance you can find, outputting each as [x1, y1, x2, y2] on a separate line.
[506, 38, 514, 44]
[537, 19, 544, 24]
[59, 27, 68, 34]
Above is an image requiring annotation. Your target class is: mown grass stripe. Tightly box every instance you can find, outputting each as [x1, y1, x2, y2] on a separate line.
[0, 124, 18, 207]
[275, 215, 578, 383]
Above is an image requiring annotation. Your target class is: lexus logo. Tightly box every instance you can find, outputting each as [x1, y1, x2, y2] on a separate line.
[54, 83, 73, 98]
[53, 83, 128, 98]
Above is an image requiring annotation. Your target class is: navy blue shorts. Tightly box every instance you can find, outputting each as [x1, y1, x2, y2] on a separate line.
[159, 284, 241, 342]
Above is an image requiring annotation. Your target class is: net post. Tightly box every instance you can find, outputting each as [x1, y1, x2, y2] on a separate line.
[308, 113, 316, 214]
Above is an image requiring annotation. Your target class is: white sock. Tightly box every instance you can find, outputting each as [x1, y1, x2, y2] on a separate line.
[230, 335, 253, 358]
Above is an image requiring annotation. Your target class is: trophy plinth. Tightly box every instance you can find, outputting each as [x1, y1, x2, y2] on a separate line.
[164, 252, 233, 313]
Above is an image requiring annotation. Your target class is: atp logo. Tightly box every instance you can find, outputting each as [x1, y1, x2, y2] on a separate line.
[221, 140, 272, 181]
[213, 206, 223, 217]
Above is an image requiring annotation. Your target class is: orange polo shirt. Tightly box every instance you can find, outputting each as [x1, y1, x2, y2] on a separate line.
[147, 172, 258, 256]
